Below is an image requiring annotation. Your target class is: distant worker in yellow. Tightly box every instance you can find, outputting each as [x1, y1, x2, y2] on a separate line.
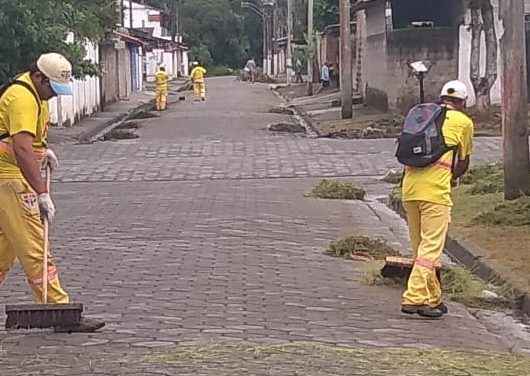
[155, 66, 169, 111]
[190, 61, 207, 102]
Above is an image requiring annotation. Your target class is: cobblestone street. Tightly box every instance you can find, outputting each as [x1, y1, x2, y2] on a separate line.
[0, 78, 517, 374]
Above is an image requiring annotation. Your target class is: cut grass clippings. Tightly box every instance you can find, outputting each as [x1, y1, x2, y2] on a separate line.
[328, 236, 400, 260]
[461, 163, 504, 195]
[451, 163, 530, 296]
[472, 197, 530, 226]
[146, 341, 530, 375]
[440, 267, 509, 309]
[308, 179, 366, 200]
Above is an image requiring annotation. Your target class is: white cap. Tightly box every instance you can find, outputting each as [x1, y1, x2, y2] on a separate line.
[37, 53, 73, 96]
[440, 80, 468, 100]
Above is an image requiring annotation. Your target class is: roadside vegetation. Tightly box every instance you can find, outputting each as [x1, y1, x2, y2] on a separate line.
[308, 179, 366, 200]
[452, 164, 530, 293]
[147, 341, 530, 375]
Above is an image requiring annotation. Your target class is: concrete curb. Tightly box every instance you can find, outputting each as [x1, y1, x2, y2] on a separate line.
[77, 100, 154, 144]
[270, 86, 320, 138]
[387, 194, 530, 315]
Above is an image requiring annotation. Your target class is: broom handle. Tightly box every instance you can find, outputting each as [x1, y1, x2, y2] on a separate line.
[43, 165, 51, 304]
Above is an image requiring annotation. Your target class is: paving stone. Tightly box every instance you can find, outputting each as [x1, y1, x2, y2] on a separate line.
[0, 77, 515, 373]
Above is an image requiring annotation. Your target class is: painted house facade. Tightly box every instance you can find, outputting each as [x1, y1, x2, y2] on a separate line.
[354, 0, 530, 113]
[354, 0, 463, 113]
[123, 0, 189, 80]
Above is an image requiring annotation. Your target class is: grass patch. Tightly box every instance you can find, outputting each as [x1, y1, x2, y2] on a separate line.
[461, 163, 504, 195]
[327, 236, 400, 260]
[441, 267, 501, 309]
[472, 197, 530, 226]
[451, 185, 530, 295]
[308, 179, 366, 200]
[360, 261, 385, 285]
[208, 66, 235, 77]
[146, 341, 530, 375]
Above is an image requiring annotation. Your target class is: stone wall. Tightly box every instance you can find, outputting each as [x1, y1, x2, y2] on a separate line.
[360, 0, 459, 113]
[386, 28, 459, 113]
[363, 26, 458, 113]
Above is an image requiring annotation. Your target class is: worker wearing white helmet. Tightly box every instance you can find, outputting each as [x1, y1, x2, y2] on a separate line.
[400, 80, 474, 319]
[0, 53, 104, 332]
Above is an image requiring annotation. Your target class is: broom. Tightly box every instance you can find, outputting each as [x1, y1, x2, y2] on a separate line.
[381, 256, 444, 283]
[5, 165, 83, 330]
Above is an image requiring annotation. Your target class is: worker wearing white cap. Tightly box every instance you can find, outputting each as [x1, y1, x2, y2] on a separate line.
[0, 52, 71, 302]
[0, 53, 104, 332]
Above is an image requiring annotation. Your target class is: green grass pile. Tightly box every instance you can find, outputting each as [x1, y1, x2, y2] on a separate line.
[309, 179, 366, 200]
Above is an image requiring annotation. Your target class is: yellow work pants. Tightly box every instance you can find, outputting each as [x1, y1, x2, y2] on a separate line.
[193, 82, 206, 100]
[0, 179, 69, 304]
[402, 201, 450, 307]
[155, 89, 168, 111]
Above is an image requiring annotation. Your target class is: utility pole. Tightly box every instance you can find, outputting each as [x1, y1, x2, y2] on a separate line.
[270, 5, 275, 76]
[286, 0, 293, 85]
[129, 0, 133, 29]
[263, 5, 268, 75]
[340, 0, 353, 118]
[306, 0, 314, 96]
[121, 0, 125, 27]
[500, 0, 530, 199]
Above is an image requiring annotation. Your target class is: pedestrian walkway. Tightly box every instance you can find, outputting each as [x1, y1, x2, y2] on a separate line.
[0, 77, 515, 374]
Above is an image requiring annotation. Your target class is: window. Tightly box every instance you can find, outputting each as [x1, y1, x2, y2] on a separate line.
[390, 0, 460, 30]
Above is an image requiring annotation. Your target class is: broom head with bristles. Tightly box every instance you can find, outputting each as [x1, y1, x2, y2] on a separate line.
[5, 303, 83, 330]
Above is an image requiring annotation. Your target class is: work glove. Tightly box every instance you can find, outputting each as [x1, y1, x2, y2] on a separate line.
[44, 149, 59, 171]
[38, 193, 56, 223]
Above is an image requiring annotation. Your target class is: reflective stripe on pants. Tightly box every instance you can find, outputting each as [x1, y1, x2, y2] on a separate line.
[0, 179, 69, 304]
[155, 89, 168, 111]
[193, 82, 206, 99]
[402, 200, 450, 307]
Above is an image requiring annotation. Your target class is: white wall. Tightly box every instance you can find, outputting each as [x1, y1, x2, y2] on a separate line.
[123, 0, 169, 39]
[48, 41, 100, 127]
[458, 0, 503, 106]
[124, 0, 184, 80]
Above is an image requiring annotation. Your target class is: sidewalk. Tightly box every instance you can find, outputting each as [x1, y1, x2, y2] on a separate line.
[48, 77, 188, 145]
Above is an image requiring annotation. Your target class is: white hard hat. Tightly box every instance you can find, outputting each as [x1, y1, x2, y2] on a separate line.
[440, 80, 468, 100]
[192, 61, 199, 66]
[37, 53, 73, 96]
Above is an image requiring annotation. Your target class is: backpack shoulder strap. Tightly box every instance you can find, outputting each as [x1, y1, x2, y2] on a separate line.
[11, 80, 41, 117]
[0, 79, 42, 140]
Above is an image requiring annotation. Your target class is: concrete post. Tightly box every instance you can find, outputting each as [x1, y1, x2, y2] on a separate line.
[307, 0, 314, 96]
[340, 0, 353, 119]
[287, 0, 293, 84]
[500, 0, 530, 198]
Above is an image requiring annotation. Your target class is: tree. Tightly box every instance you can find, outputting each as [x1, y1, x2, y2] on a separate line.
[467, 0, 498, 111]
[499, 0, 530, 199]
[0, 0, 118, 83]
[149, 0, 259, 68]
[314, 0, 339, 31]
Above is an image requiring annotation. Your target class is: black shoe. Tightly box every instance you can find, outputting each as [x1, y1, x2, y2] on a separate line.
[401, 305, 444, 319]
[417, 307, 444, 319]
[436, 302, 449, 315]
[401, 304, 421, 315]
[54, 318, 105, 333]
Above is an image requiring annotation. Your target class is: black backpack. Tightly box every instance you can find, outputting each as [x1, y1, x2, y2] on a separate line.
[396, 103, 457, 169]
[0, 77, 41, 141]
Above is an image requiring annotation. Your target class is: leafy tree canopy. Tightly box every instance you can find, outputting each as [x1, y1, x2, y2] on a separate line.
[315, 0, 339, 31]
[0, 0, 118, 83]
[146, 0, 261, 68]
